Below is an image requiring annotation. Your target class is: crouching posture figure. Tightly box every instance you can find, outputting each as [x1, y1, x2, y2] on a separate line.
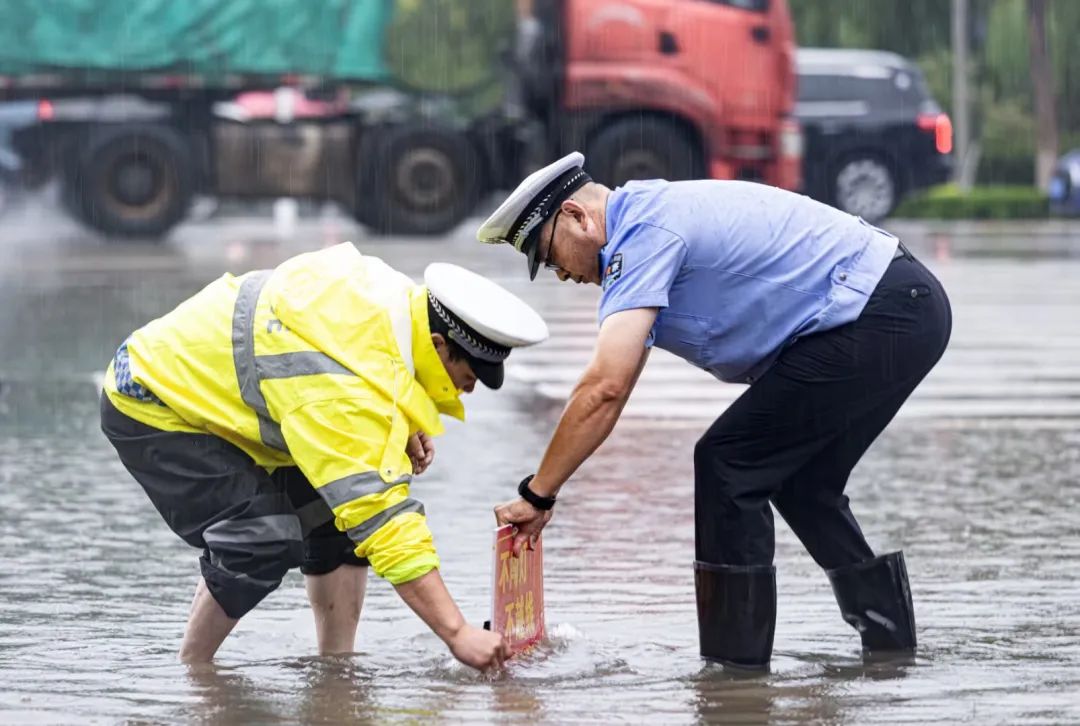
[101, 243, 547, 669]
[484, 153, 952, 667]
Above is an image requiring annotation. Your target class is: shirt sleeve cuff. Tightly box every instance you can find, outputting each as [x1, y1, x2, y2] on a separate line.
[599, 292, 669, 323]
[380, 552, 441, 586]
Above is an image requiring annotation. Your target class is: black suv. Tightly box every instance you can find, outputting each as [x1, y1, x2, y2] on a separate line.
[796, 48, 953, 222]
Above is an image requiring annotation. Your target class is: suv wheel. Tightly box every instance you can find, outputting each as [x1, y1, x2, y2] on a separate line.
[831, 155, 896, 223]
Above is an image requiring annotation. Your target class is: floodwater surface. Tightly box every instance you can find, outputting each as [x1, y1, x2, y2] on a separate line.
[1, 210, 1078, 724]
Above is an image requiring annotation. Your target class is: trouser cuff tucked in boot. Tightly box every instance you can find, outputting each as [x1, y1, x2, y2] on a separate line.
[694, 561, 777, 668]
[827, 550, 917, 652]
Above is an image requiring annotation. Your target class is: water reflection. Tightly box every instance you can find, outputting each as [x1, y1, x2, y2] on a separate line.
[692, 666, 777, 724]
[186, 664, 289, 725]
[2, 217, 1080, 723]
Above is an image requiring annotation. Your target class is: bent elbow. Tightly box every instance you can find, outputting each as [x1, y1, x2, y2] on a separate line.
[588, 376, 632, 406]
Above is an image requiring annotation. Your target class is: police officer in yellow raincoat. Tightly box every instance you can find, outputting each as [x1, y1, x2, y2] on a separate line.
[99, 243, 548, 669]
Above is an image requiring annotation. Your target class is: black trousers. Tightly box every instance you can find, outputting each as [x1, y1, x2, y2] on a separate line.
[100, 395, 367, 619]
[694, 248, 952, 570]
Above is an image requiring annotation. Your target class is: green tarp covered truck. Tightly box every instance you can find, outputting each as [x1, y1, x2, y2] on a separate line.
[0, 0, 803, 238]
[0, 0, 520, 236]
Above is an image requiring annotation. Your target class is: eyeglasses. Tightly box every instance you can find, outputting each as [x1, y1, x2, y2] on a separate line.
[541, 209, 563, 271]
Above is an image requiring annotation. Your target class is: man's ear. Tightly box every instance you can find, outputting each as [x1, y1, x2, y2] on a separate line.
[563, 199, 588, 230]
[430, 332, 447, 353]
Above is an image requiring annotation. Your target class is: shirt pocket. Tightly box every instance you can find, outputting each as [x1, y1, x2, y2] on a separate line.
[654, 311, 710, 364]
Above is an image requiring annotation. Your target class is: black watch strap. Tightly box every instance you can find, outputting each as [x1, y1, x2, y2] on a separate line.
[518, 475, 556, 511]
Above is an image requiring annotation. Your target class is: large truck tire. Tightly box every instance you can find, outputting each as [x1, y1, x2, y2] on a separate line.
[355, 124, 482, 236]
[65, 124, 193, 239]
[588, 117, 702, 188]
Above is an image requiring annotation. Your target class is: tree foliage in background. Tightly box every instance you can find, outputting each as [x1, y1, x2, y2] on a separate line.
[790, 0, 1079, 185]
[384, 0, 515, 118]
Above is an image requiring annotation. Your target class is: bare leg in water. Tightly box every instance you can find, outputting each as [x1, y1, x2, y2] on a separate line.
[179, 577, 239, 663]
[305, 565, 368, 654]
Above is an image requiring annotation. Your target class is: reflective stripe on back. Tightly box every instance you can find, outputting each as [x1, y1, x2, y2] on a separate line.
[255, 351, 353, 380]
[232, 271, 360, 453]
[233, 271, 287, 451]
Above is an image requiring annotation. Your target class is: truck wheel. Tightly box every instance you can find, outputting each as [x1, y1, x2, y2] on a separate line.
[356, 125, 482, 236]
[587, 117, 702, 187]
[830, 154, 897, 223]
[69, 125, 193, 239]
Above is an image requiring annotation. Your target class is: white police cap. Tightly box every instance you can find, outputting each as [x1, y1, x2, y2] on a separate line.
[476, 151, 591, 280]
[424, 263, 548, 389]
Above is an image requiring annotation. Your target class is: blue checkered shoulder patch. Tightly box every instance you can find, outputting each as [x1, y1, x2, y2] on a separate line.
[113, 341, 165, 406]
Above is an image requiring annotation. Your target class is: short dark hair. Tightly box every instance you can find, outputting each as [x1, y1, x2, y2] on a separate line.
[427, 297, 468, 362]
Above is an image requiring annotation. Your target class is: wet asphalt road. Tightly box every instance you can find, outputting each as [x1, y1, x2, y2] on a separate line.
[1, 199, 1079, 724]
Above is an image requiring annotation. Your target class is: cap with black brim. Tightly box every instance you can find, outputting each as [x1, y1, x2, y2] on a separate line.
[424, 263, 549, 391]
[468, 356, 505, 390]
[475, 151, 591, 280]
[510, 166, 592, 280]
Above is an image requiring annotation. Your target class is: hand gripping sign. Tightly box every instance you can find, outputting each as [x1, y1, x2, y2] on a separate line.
[488, 524, 545, 654]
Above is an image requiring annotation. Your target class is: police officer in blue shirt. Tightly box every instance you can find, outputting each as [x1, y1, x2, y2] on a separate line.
[479, 152, 952, 668]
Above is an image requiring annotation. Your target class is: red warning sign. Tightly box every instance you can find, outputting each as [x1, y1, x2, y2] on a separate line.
[490, 524, 545, 654]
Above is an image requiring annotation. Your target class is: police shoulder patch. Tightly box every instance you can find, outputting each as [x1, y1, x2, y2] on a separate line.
[603, 253, 623, 291]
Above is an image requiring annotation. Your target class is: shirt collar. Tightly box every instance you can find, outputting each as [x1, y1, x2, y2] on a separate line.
[600, 186, 621, 266]
[409, 286, 465, 421]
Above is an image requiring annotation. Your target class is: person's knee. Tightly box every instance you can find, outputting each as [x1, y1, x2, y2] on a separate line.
[776, 486, 851, 515]
[695, 433, 770, 509]
[694, 431, 739, 481]
[301, 535, 368, 576]
[200, 539, 303, 618]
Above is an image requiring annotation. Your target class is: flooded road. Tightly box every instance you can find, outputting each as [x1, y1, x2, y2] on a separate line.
[1, 203, 1079, 723]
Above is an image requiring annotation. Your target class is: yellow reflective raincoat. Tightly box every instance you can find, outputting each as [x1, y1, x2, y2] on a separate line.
[103, 243, 465, 585]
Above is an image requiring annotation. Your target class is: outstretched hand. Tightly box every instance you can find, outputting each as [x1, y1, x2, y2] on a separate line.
[494, 497, 553, 555]
[448, 624, 510, 671]
[407, 432, 436, 475]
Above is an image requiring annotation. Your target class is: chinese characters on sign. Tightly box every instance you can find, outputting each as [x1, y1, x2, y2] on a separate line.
[490, 524, 545, 654]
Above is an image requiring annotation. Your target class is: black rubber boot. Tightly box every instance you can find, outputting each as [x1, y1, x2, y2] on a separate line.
[694, 561, 776, 669]
[827, 551, 917, 653]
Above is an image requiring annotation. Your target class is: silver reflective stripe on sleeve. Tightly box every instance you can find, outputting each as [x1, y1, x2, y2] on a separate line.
[232, 271, 358, 453]
[232, 271, 288, 451]
[203, 514, 303, 545]
[346, 498, 425, 544]
[317, 472, 411, 511]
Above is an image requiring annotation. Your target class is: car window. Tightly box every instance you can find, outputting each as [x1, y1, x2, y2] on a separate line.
[798, 69, 925, 107]
[798, 74, 844, 102]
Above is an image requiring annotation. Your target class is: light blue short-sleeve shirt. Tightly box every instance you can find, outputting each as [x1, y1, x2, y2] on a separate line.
[598, 180, 899, 384]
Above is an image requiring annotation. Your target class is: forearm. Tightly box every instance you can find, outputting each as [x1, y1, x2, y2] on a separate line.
[525, 307, 655, 501]
[530, 376, 630, 498]
[393, 569, 465, 643]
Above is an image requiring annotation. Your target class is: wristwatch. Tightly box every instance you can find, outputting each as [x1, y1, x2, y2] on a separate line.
[517, 475, 557, 511]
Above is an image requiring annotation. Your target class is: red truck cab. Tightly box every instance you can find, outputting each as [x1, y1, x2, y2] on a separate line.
[524, 0, 801, 190]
